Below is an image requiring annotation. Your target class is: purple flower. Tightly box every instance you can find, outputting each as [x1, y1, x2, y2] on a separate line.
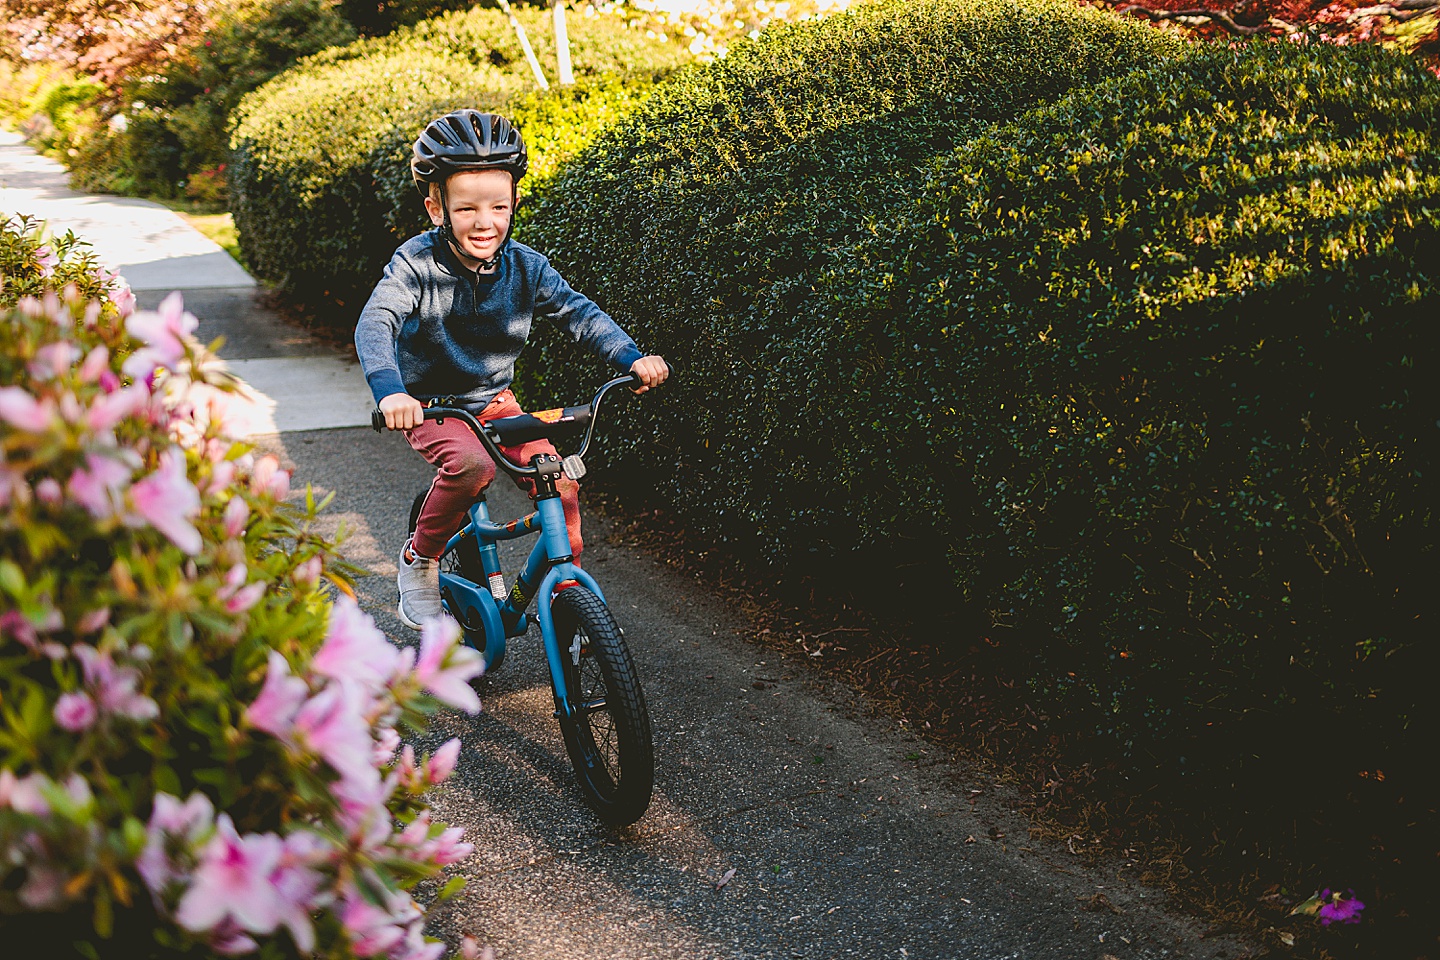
[313, 596, 399, 691]
[128, 448, 202, 554]
[414, 618, 482, 714]
[245, 651, 308, 738]
[175, 814, 284, 936]
[76, 606, 111, 634]
[1318, 889, 1365, 926]
[53, 691, 97, 731]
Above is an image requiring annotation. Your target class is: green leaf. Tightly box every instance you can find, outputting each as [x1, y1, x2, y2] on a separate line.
[0, 560, 25, 597]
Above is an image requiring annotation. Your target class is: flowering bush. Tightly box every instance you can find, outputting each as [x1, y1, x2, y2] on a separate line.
[0, 217, 483, 957]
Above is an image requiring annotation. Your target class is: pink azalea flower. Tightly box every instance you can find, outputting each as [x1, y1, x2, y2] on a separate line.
[122, 291, 197, 377]
[414, 619, 483, 714]
[395, 744, 420, 790]
[250, 455, 290, 500]
[68, 450, 137, 519]
[53, 691, 97, 731]
[222, 496, 249, 538]
[225, 581, 266, 614]
[4, 773, 51, 815]
[245, 651, 308, 738]
[18, 863, 67, 909]
[292, 682, 378, 789]
[29, 341, 79, 380]
[0, 385, 53, 431]
[394, 923, 446, 960]
[86, 383, 150, 432]
[34, 477, 62, 506]
[271, 841, 328, 953]
[73, 645, 160, 722]
[293, 556, 322, 588]
[128, 448, 202, 554]
[34, 245, 58, 277]
[313, 596, 399, 691]
[425, 738, 461, 785]
[77, 606, 111, 634]
[207, 458, 237, 496]
[175, 814, 284, 936]
[138, 791, 216, 893]
[373, 726, 401, 766]
[426, 825, 473, 867]
[78, 345, 110, 383]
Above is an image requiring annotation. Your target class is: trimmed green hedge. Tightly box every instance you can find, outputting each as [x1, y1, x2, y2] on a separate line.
[229, 5, 688, 314]
[521, 0, 1177, 548]
[530, 27, 1440, 769]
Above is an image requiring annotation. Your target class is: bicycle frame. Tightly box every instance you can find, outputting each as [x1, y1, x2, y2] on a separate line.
[378, 373, 640, 723]
[439, 494, 608, 720]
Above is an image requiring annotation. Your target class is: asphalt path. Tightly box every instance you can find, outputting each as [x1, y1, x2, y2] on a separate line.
[255, 427, 1252, 960]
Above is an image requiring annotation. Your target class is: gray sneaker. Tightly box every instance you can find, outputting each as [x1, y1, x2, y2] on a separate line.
[397, 538, 444, 630]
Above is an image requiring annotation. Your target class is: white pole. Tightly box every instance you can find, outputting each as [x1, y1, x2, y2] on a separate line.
[553, 0, 575, 86]
[497, 0, 550, 91]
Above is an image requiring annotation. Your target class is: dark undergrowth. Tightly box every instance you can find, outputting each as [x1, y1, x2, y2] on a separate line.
[583, 481, 1437, 960]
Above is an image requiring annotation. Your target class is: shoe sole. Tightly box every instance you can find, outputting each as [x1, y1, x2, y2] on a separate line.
[396, 600, 425, 631]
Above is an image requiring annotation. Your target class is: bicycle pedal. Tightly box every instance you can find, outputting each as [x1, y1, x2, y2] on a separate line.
[562, 454, 587, 481]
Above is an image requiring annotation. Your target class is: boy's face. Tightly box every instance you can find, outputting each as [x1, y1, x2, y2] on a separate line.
[425, 169, 513, 264]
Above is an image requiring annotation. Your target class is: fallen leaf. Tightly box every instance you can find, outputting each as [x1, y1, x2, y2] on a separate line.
[1279, 932, 1296, 947]
[965, 835, 977, 843]
[715, 868, 737, 890]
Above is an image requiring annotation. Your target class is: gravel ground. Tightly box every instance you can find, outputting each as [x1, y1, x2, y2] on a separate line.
[257, 427, 1258, 960]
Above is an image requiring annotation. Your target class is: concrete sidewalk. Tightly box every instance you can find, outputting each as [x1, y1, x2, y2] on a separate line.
[0, 129, 374, 436]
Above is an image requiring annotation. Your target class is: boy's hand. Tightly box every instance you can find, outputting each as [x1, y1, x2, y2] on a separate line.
[379, 392, 425, 431]
[629, 355, 669, 394]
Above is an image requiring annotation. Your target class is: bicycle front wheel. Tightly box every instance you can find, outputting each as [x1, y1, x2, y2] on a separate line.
[551, 586, 653, 826]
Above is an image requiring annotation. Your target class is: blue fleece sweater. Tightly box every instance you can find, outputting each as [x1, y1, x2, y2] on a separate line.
[354, 230, 643, 409]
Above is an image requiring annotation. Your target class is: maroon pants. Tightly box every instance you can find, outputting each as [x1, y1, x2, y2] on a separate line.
[405, 389, 583, 561]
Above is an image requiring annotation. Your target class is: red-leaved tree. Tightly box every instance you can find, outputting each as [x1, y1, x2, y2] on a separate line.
[0, 0, 211, 87]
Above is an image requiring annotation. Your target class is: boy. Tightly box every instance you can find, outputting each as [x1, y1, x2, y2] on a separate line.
[356, 110, 668, 629]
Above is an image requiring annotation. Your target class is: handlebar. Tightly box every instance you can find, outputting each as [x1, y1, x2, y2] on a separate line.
[370, 373, 646, 479]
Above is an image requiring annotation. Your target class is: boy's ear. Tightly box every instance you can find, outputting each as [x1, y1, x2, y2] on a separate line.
[423, 194, 445, 227]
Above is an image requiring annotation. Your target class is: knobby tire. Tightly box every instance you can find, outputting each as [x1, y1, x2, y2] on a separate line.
[552, 586, 654, 826]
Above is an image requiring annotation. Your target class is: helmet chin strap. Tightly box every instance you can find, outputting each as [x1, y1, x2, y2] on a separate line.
[438, 179, 515, 272]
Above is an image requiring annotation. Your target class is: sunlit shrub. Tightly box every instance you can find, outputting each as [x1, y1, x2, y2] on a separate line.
[0, 216, 483, 956]
[229, 4, 687, 318]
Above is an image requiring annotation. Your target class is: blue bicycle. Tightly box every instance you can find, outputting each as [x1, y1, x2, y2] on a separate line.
[371, 375, 654, 826]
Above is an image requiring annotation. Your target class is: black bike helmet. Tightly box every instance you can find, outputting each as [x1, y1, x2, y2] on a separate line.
[411, 110, 528, 198]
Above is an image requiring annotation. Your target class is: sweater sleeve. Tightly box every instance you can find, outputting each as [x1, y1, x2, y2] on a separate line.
[354, 250, 422, 404]
[534, 260, 644, 373]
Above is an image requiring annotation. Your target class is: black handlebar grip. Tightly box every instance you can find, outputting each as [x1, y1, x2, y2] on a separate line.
[371, 409, 385, 432]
